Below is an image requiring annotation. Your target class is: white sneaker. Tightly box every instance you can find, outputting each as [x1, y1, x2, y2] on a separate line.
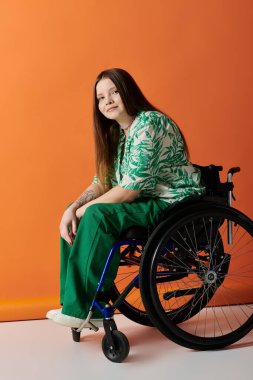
[46, 308, 62, 320]
[52, 312, 103, 329]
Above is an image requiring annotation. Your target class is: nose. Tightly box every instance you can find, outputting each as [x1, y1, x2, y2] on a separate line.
[105, 94, 113, 105]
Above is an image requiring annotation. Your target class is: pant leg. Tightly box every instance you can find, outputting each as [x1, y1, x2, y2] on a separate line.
[61, 198, 169, 318]
[60, 238, 71, 305]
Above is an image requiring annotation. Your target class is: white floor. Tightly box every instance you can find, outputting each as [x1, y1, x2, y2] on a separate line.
[1, 314, 253, 380]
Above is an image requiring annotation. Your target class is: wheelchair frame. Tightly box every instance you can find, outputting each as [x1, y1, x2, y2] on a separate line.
[71, 164, 253, 363]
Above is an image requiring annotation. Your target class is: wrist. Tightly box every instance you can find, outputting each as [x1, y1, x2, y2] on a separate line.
[68, 202, 79, 212]
[76, 207, 83, 219]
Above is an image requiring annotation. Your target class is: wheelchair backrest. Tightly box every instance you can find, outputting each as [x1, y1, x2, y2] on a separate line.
[160, 164, 232, 223]
[193, 164, 233, 198]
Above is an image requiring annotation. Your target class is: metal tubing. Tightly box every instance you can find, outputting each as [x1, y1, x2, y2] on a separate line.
[227, 172, 233, 244]
[90, 239, 143, 311]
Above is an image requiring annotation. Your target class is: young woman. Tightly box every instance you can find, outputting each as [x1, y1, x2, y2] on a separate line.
[47, 68, 204, 328]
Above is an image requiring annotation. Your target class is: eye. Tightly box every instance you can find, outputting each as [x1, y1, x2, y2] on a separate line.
[112, 90, 118, 95]
[98, 97, 104, 102]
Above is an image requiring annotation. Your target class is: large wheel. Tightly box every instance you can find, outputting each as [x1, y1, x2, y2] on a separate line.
[140, 203, 253, 350]
[110, 241, 153, 326]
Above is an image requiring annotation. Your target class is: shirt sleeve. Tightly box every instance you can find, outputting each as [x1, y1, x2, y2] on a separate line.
[119, 121, 163, 191]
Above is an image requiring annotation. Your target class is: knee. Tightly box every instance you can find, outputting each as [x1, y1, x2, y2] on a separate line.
[80, 203, 120, 234]
[81, 203, 107, 222]
[85, 203, 104, 214]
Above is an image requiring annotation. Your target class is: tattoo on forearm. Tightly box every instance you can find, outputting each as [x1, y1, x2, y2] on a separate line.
[75, 190, 97, 207]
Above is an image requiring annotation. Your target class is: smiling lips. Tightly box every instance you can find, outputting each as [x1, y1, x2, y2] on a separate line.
[107, 106, 118, 112]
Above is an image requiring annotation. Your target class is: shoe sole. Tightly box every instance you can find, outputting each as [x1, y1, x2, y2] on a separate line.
[52, 315, 104, 329]
[46, 309, 62, 320]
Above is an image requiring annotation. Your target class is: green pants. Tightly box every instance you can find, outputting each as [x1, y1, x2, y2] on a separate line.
[60, 198, 169, 318]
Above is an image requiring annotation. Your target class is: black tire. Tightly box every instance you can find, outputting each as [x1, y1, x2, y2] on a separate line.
[140, 203, 253, 350]
[110, 242, 153, 327]
[102, 331, 130, 363]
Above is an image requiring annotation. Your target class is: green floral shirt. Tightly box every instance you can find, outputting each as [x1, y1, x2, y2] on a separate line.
[94, 111, 205, 203]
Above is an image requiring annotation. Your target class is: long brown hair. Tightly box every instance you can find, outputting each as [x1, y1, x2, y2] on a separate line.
[93, 68, 189, 192]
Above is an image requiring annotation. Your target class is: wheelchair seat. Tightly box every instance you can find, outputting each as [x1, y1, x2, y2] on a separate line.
[119, 226, 149, 241]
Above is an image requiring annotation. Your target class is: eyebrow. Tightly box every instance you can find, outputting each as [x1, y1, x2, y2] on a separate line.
[97, 86, 117, 97]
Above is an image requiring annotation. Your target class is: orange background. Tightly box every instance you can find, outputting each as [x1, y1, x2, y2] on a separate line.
[0, 0, 253, 321]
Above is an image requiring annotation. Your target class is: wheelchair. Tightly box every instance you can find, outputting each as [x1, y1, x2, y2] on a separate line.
[71, 165, 253, 362]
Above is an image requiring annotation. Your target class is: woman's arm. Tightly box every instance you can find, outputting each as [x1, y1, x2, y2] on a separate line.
[60, 182, 102, 245]
[69, 182, 102, 212]
[76, 185, 140, 219]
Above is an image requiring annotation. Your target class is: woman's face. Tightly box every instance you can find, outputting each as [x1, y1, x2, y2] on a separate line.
[96, 78, 128, 122]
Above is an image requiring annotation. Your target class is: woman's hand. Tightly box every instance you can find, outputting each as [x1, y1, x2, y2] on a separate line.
[59, 206, 79, 246]
[76, 204, 87, 219]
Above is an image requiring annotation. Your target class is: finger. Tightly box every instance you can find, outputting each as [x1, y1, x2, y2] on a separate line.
[60, 225, 69, 238]
[60, 227, 73, 246]
[61, 234, 72, 246]
[69, 230, 75, 243]
[67, 234, 73, 246]
[72, 219, 77, 235]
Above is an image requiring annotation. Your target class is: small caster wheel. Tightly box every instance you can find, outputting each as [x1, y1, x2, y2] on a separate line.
[71, 328, 81, 342]
[102, 331, 130, 363]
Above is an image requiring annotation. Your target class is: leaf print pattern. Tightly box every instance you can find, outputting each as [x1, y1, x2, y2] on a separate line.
[94, 111, 205, 203]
